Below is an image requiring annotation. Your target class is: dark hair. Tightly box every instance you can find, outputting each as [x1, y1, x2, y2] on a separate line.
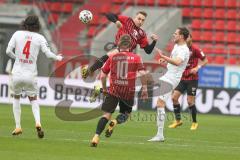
[118, 34, 131, 49]
[137, 11, 147, 17]
[178, 27, 189, 40]
[20, 15, 40, 32]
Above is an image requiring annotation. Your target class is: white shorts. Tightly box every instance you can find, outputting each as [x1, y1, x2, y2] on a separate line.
[158, 76, 179, 102]
[11, 75, 38, 97]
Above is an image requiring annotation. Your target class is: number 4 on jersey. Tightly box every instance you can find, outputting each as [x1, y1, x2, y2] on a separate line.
[23, 41, 31, 59]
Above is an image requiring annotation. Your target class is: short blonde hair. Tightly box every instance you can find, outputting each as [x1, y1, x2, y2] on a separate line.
[137, 11, 147, 17]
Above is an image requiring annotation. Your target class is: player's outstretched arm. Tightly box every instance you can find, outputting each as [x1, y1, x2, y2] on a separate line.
[155, 48, 183, 66]
[190, 56, 208, 74]
[40, 37, 63, 61]
[88, 55, 109, 74]
[105, 13, 118, 23]
[82, 49, 119, 79]
[105, 13, 122, 28]
[44, 50, 63, 61]
[143, 34, 158, 54]
[144, 41, 157, 54]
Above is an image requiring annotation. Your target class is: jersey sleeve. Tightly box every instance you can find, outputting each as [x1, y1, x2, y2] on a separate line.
[139, 36, 149, 48]
[118, 15, 128, 25]
[195, 46, 206, 60]
[39, 36, 59, 60]
[102, 58, 111, 74]
[7, 31, 17, 48]
[176, 47, 188, 62]
[39, 36, 50, 53]
[6, 32, 17, 59]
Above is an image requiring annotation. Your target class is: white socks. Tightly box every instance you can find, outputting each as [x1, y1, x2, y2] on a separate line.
[13, 98, 21, 128]
[31, 100, 41, 126]
[156, 107, 165, 138]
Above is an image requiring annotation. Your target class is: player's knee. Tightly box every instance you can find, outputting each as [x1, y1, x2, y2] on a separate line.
[14, 95, 20, 99]
[188, 102, 195, 107]
[28, 96, 37, 101]
[187, 97, 195, 106]
[157, 98, 165, 108]
[116, 113, 129, 124]
[103, 112, 112, 120]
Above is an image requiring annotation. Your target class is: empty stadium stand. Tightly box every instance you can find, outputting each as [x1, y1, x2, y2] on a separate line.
[13, 0, 240, 65]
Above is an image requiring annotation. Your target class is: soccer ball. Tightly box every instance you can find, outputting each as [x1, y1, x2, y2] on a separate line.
[79, 10, 93, 24]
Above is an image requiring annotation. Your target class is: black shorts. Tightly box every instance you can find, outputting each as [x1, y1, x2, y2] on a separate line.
[175, 80, 198, 96]
[101, 94, 134, 114]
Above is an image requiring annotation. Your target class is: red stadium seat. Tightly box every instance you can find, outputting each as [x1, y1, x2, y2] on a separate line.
[215, 44, 226, 54]
[192, 8, 202, 18]
[202, 20, 213, 30]
[112, 0, 125, 4]
[226, 0, 237, 8]
[228, 57, 237, 65]
[202, 0, 214, 7]
[61, 3, 73, 13]
[207, 56, 214, 63]
[191, 20, 201, 30]
[192, 1, 202, 7]
[215, 20, 225, 31]
[236, 35, 240, 44]
[19, 0, 30, 4]
[137, 0, 146, 6]
[158, 0, 176, 6]
[178, 0, 191, 6]
[215, 56, 225, 64]
[201, 31, 214, 42]
[202, 44, 213, 54]
[228, 45, 239, 55]
[226, 33, 237, 43]
[215, 9, 225, 19]
[215, 0, 226, 8]
[214, 32, 225, 43]
[192, 31, 201, 41]
[226, 21, 237, 31]
[202, 9, 213, 19]
[158, 0, 169, 6]
[111, 5, 121, 14]
[48, 13, 59, 24]
[226, 10, 237, 20]
[50, 2, 62, 12]
[100, 4, 111, 14]
[182, 8, 191, 17]
[146, 0, 155, 6]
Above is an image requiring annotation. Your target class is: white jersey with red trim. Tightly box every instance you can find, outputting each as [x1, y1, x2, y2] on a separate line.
[7, 30, 55, 76]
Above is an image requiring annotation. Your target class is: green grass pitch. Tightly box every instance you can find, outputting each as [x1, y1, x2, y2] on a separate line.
[0, 103, 239, 160]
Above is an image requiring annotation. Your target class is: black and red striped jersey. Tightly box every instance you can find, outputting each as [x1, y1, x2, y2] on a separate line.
[115, 15, 148, 52]
[102, 51, 144, 100]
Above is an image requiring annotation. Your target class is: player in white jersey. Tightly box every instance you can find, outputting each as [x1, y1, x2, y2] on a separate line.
[148, 27, 190, 142]
[6, 15, 63, 138]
